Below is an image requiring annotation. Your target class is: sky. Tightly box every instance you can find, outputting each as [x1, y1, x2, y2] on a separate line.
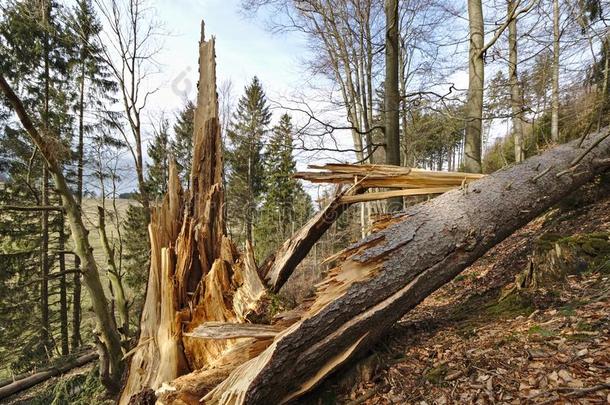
[91, 0, 334, 195]
[146, 0, 309, 123]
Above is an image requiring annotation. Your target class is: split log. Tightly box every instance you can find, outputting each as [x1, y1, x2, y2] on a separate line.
[294, 163, 484, 189]
[196, 130, 610, 404]
[184, 322, 283, 340]
[0, 352, 97, 401]
[338, 187, 453, 204]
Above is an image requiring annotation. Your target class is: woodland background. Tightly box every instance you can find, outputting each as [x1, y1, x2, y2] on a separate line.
[0, 0, 609, 400]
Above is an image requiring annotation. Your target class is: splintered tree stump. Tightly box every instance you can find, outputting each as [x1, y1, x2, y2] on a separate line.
[119, 24, 270, 404]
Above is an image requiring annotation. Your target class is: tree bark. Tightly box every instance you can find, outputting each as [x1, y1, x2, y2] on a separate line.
[97, 206, 129, 339]
[0, 352, 98, 401]
[73, 51, 87, 353]
[508, 0, 525, 162]
[40, 166, 50, 354]
[465, 0, 484, 173]
[258, 185, 360, 293]
[58, 212, 69, 356]
[384, 0, 403, 211]
[551, 0, 560, 142]
[200, 129, 610, 404]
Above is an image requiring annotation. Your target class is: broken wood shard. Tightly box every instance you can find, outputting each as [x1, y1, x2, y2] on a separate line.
[295, 163, 484, 189]
[258, 185, 361, 293]
[184, 322, 283, 340]
[339, 187, 454, 204]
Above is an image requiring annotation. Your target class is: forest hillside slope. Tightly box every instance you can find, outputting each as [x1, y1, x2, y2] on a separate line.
[299, 175, 610, 404]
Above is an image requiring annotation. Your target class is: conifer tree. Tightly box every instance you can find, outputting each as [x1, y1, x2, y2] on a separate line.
[147, 117, 171, 198]
[254, 113, 313, 260]
[226, 76, 271, 245]
[172, 100, 195, 185]
[67, 0, 117, 351]
[0, 0, 75, 356]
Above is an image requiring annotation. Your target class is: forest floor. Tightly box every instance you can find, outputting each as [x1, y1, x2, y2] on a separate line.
[303, 180, 610, 405]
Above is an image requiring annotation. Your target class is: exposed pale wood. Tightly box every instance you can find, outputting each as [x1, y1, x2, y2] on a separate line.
[258, 185, 361, 293]
[120, 23, 271, 404]
[200, 130, 610, 404]
[339, 187, 454, 203]
[184, 322, 283, 340]
[119, 163, 187, 404]
[295, 164, 484, 189]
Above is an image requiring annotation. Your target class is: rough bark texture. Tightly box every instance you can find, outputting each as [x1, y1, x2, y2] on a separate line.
[508, 0, 525, 163]
[201, 130, 610, 404]
[551, 0, 560, 142]
[384, 0, 402, 211]
[465, 0, 484, 173]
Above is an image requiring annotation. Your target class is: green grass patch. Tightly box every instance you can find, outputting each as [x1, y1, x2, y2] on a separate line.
[425, 363, 448, 385]
[486, 293, 535, 318]
[528, 325, 557, 338]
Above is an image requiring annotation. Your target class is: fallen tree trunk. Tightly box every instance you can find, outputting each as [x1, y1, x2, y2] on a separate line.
[0, 352, 97, 401]
[195, 130, 610, 404]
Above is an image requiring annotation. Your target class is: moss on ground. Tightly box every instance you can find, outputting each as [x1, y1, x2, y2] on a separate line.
[486, 293, 535, 318]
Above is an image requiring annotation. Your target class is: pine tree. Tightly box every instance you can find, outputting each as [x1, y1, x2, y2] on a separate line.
[122, 203, 149, 320]
[172, 100, 195, 185]
[254, 114, 313, 260]
[68, 0, 117, 352]
[0, 0, 75, 357]
[226, 76, 271, 245]
[147, 117, 171, 199]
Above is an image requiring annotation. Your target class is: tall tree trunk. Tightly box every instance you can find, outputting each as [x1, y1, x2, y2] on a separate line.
[134, 130, 151, 221]
[465, 0, 485, 173]
[40, 0, 51, 353]
[399, 39, 410, 167]
[384, 0, 403, 211]
[0, 74, 125, 392]
[58, 212, 69, 356]
[551, 0, 560, 142]
[597, 38, 609, 131]
[508, 0, 525, 162]
[40, 167, 50, 354]
[73, 52, 86, 353]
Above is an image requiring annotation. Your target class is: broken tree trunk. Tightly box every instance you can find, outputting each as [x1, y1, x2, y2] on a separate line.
[196, 130, 610, 404]
[119, 24, 268, 404]
[294, 163, 484, 189]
